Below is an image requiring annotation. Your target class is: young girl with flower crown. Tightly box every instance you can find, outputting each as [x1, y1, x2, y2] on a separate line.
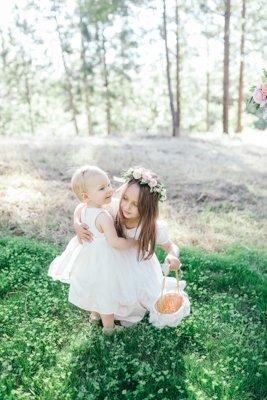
[48, 165, 139, 333]
[75, 166, 190, 328]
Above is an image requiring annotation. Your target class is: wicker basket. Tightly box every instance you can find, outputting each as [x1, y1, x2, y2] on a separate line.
[154, 269, 184, 315]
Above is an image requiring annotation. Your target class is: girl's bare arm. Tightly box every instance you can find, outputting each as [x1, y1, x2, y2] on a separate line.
[159, 241, 181, 271]
[97, 212, 138, 250]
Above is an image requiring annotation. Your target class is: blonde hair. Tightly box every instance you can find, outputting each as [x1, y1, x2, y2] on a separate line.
[71, 165, 106, 201]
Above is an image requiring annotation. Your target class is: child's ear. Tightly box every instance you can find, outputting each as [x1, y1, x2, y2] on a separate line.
[81, 192, 90, 202]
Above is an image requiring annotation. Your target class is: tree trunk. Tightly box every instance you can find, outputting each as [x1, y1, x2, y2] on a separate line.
[101, 28, 112, 135]
[0, 32, 8, 134]
[53, 10, 79, 135]
[24, 67, 35, 135]
[175, 0, 181, 136]
[163, 0, 178, 137]
[21, 48, 34, 135]
[236, 0, 246, 133]
[206, 36, 210, 132]
[223, 0, 231, 134]
[79, 12, 93, 136]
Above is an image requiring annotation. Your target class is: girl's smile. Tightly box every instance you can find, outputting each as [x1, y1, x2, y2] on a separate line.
[85, 173, 114, 207]
[105, 193, 113, 202]
[122, 209, 131, 217]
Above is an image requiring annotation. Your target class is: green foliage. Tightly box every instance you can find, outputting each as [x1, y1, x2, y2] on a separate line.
[0, 236, 266, 399]
[1, 0, 266, 136]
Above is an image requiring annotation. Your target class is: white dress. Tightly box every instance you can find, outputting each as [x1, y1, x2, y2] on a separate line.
[48, 207, 138, 315]
[115, 221, 190, 328]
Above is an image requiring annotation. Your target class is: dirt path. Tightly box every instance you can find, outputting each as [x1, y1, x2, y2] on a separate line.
[0, 132, 266, 250]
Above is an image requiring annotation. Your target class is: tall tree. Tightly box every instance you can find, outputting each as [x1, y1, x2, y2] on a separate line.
[0, 30, 10, 134]
[198, 3, 221, 132]
[13, 11, 39, 135]
[96, 23, 112, 135]
[235, 0, 246, 133]
[163, 0, 180, 137]
[78, 1, 93, 136]
[51, 0, 79, 135]
[79, 0, 137, 135]
[101, 27, 112, 135]
[175, 0, 181, 135]
[223, 0, 231, 134]
[205, 34, 211, 131]
[20, 46, 35, 135]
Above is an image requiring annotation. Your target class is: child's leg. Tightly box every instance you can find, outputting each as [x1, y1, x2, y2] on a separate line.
[101, 313, 115, 329]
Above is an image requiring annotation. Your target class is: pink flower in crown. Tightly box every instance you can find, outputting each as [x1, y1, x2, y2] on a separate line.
[261, 82, 267, 97]
[142, 171, 152, 182]
[253, 88, 265, 104]
[133, 168, 143, 179]
[148, 178, 157, 188]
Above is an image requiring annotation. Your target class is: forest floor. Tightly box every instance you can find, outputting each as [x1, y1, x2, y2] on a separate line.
[0, 131, 266, 250]
[0, 132, 266, 399]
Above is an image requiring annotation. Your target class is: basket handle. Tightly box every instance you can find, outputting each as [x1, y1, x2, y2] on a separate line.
[175, 269, 179, 291]
[159, 276, 166, 301]
[160, 261, 182, 300]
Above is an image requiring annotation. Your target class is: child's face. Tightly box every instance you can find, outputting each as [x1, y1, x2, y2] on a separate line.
[121, 183, 140, 220]
[86, 173, 113, 206]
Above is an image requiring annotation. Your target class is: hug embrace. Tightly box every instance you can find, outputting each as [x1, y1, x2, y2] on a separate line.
[48, 165, 190, 333]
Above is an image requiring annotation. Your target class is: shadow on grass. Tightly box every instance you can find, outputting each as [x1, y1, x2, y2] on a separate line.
[65, 320, 190, 400]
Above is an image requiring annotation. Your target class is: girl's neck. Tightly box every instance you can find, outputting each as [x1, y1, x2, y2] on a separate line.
[124, 217, 140, 229]
[85, 201, 102, 209]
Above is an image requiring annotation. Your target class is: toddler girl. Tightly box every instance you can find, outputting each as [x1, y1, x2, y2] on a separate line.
[48, 165, 138, 332]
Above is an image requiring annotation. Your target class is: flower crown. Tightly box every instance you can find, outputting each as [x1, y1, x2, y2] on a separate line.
[121, 167, 167, 202]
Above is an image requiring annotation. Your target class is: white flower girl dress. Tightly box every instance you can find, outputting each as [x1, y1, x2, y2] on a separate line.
[115, 220, 190, 328]
[48, 207, 138, 316]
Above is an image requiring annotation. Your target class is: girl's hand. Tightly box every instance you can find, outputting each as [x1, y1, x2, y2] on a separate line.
[165, 255, 181, 271]
[74, 222, 93, 244]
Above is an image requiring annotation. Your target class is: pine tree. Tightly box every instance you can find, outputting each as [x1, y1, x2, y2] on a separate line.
[235, 0, 246, 133]
[223, 0, 231, 134]
[51, 0, 79, 135]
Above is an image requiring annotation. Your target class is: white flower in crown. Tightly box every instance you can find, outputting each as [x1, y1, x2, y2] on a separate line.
[141, 171, 152, 182]
[133, 168, 143, 179]
[148, 178, 157, 188]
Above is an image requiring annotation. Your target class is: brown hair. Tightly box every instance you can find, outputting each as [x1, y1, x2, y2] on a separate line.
[115, 178, 159, 261]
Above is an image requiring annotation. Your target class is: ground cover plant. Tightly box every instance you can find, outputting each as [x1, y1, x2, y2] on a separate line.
[0, 236, 266, 400]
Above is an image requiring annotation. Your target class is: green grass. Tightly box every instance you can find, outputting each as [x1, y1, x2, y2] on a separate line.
[0, 237, 266, 400]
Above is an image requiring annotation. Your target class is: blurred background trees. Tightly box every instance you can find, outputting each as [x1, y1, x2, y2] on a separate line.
[0, 0, 266, 137]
